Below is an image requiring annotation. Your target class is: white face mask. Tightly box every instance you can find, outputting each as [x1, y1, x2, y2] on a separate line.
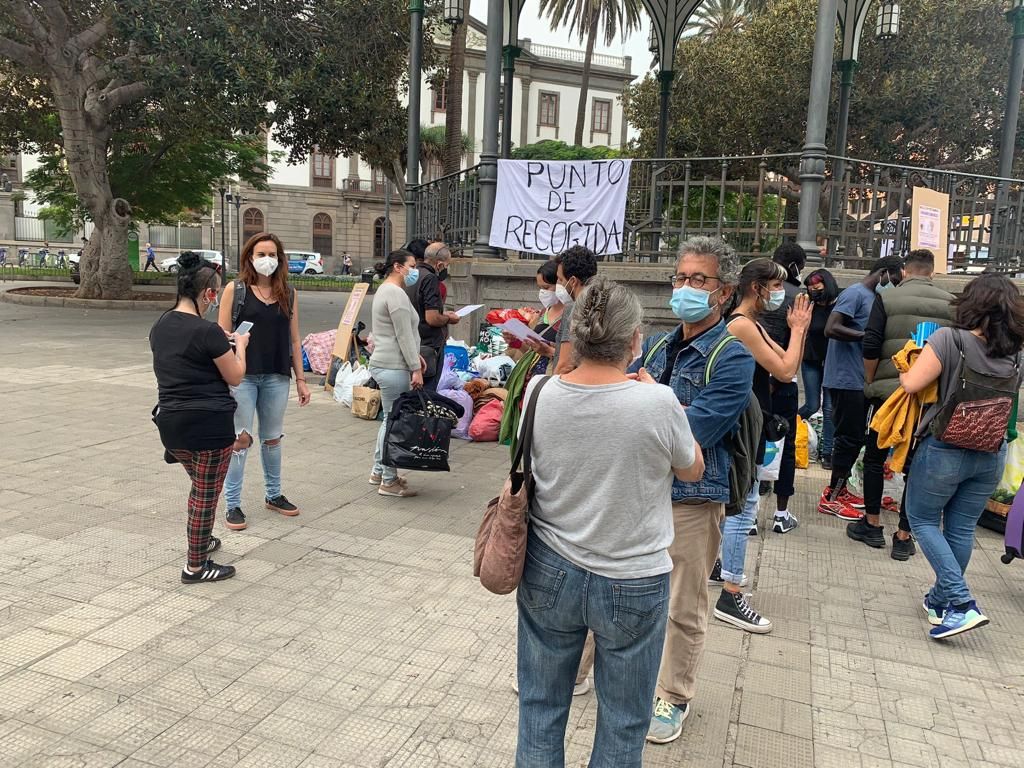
[252, 256, 278, 276]
[630, 331, 643, 363]
[538, 288, 557, 308]
[555, 282, 574, 306]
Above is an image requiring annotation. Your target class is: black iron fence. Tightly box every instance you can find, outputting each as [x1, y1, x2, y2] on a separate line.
[409, 154, 1024, 271]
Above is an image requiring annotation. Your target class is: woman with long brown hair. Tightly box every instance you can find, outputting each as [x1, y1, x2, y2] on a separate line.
[901, 273, 1024, 639]
[218, 232, 310, 530]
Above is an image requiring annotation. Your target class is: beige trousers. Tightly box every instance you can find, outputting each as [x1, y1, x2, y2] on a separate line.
[655, 501, 725, 706]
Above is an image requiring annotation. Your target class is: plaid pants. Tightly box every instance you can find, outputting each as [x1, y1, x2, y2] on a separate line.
[170, 447, 232, 569]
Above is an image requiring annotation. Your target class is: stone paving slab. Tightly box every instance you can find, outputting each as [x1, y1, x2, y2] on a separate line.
[1, 297, 1024, 767]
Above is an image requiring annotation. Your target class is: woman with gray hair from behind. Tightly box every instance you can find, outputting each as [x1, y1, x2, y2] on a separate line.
[515, 276, 704, 768]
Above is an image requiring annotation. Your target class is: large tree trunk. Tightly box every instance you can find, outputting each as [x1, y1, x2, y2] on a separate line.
[443, 23, 467, 178]
[574, 13, 599, 148]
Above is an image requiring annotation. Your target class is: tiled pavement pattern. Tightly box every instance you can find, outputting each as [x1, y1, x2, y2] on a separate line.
[1, 293, 1023, 768]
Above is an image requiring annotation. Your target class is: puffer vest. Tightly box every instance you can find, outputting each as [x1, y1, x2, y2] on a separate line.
[864, 276, 954, 401]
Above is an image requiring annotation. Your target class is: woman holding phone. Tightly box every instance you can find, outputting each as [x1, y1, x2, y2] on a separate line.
[150, 253, 248, 583]
[218, 232, 310, 531]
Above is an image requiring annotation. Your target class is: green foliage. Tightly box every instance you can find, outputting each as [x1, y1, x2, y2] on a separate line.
[685, 0, 749, 37]
[626, 0, 1013, 173]
[538, 0, 642, 46]
[511, 140, 621, 161]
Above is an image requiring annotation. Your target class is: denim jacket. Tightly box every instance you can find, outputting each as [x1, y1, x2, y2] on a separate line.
[630, 320, 755, 503]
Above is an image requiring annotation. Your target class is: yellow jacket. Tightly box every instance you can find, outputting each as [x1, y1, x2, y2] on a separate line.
[870, 341, 939, 472]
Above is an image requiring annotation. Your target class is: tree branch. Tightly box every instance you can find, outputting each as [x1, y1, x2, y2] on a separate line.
[10, 4, 50, 45]
[99, 81, 148, 112]
[68, 17, 108, 55]
[0, 34, 45, 70]
[35, 0, 71, 41]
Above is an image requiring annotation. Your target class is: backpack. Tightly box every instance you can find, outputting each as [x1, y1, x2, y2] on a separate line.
[930, 329, 1021, 453]
[230, 280, 296, 329]
[645, 332, 762, 517]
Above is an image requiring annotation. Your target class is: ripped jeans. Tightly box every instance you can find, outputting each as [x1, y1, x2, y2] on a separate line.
[223, 374, 290, 508]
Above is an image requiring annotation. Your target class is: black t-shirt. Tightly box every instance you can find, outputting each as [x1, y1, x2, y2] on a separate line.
[236, 288, 293, 377]
[415, 264, 446, 348]
[804, 302, 831, 364]
[150, 312, 234, 411]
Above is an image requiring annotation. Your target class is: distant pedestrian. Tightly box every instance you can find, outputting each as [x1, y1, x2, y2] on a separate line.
[150, 252, 248, 584]
[144, 242, 160, 271]
[342, 253, 353, 275]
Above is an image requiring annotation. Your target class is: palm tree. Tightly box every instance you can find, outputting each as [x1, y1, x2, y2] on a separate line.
[420, 125, 472, 181]
[685, 0, 749, 37]
[443, 21, 468, 178]
[539, 0, 642, 147]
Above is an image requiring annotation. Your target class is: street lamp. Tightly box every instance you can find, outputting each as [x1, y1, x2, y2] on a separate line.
[998, 0, 1024, 181]
[443, 0, 464, 25]
[875, 1, 901, 40]
[406, 0, 426, 242]
[225, 190, 247, 272]
[218, 185, 226, 259]
[472, 0, 507, 258]
[501, 0, 527, 159]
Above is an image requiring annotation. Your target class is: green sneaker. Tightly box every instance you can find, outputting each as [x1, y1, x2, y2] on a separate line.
[646, 697, 689, 744]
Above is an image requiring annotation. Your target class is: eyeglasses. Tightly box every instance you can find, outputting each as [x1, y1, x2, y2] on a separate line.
[670, 272, 721, 289]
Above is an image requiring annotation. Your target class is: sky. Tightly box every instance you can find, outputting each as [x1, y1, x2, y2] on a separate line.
[468, 0, 656, 80]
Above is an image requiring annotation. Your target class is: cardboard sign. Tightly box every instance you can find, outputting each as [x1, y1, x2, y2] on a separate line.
[324, 282, 369, 392]
[489, 159, 632, 255]
[911, 187, 950, 273]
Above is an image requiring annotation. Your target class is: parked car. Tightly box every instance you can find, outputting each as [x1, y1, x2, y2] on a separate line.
[161, 250, 223, 273]
[286, 251, 324, 275]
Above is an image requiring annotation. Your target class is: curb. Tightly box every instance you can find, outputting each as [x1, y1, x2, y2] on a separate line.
[0, 288, 171, 312]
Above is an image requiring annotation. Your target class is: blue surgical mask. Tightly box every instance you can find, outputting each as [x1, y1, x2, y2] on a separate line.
[670, 286, 718, 323]
[404, 267, 420, 287]
[766, 289, 786, 311]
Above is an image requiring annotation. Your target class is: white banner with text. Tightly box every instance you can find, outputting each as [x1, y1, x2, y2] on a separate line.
[489, 159, 632, 256]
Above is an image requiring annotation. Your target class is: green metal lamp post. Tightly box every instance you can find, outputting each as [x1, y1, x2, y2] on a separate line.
[501, 0, 527, 159]
[405, 0, 425, 242]
[999, 0, 1024, 181]
[472, 0, 506, 258]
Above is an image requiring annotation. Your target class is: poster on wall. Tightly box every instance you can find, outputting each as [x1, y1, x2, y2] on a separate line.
[489, 159, 633, 256]
[910, 187, 950, 272]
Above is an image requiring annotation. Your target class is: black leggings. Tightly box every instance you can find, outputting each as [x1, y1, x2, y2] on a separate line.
[829, 388, 867, 476]
[863, 398, 912, 532]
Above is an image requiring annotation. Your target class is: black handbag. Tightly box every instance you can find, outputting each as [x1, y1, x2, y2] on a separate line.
[763, 412, 790, 443]
[383, 389, 465, 472]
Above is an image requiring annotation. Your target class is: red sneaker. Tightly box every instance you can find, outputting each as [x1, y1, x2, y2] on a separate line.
[818, 488, 863, 520]
[835, 487, 865, 509]
[882, 496, 900, 514]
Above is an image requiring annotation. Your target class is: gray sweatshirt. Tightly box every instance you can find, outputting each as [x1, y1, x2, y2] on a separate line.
[369, 282, 421, 371]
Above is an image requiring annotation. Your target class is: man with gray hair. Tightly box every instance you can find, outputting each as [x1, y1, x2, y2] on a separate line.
[629, 236, 756, 745]
[412, 242, 459, 390]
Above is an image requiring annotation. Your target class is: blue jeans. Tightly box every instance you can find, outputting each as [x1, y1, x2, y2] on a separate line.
[517, 533, 668, 768]
[370, 366, 411, 484]
[905, 436, 1006, 607]
[720, 468, 760, 584]
[799, 361, 834, 458]
[223, 374, 291, 508]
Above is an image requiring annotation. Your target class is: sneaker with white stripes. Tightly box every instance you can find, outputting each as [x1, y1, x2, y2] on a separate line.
[714, 589, 773, 634]
[181, 560, 236, 584]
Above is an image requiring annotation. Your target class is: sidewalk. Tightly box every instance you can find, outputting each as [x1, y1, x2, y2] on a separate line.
[0, 299, 1021, 768]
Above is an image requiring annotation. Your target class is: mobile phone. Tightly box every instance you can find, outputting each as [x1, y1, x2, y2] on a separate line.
[235, 321, 253, 335]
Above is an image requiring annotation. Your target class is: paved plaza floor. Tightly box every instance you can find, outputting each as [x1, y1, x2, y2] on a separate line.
[0, 291, 1023, 768]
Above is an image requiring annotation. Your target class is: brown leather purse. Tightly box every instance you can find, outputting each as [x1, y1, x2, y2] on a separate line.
[473, 376, 551, 595]
[931, 330, 1020, 453]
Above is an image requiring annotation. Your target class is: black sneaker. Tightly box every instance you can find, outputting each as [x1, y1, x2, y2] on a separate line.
[759, 481, 772, 496]
[714, 589, 772, 633]
[846, 516, 885, 548]
[891, 533, 917, 561]
[181, 560, 236, 584]
[821, 455, 833, 471]
[266, 495, 299, 517]
[225, 507, 247, 531]
[709, 559, 749, 588]
[206, 536, 222, 554]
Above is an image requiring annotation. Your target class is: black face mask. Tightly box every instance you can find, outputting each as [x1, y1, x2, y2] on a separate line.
[438, 268, 449, 281]
[808, 290, 827, 304]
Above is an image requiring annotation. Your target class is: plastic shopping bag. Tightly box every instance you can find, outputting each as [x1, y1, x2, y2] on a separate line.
[795, 416, 809, 469]
[758, 439, 785, 481]
[383, 390, 464, 472]
[997, 435, 1024, 497]
[333, 362, 370, 407]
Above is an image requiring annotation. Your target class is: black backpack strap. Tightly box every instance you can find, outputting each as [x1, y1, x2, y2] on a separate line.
[231, 279, 246, 329]
[513, 376, 552, 479]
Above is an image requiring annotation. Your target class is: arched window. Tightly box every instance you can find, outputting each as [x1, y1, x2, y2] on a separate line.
[312, 212, 333, 256]
[242, 208, 264, 245]
[373, 217, 392, 261]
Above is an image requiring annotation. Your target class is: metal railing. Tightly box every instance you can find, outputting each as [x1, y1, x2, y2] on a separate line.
[410, 165, 480, 251]
[407, 154, 1024, 270]
[14, 216, 74, 243]
[147, 224, 203, 249]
